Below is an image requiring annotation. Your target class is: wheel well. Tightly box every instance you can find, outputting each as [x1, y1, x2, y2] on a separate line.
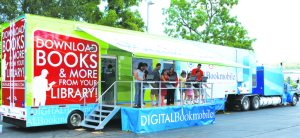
[249, 95, 260, 98]
[241, 95, 260, 102]
[67, 109, 84, 129]
[226, 94, 260, 111]
[241, 95, 250, 101]
[68, 110, 84, 119]
[226, 94, 257, 103]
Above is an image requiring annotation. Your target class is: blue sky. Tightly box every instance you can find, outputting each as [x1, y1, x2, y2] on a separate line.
[138, 0, 300, 65]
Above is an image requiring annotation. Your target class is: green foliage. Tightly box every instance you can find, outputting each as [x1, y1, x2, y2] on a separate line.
[101, 0, 144, 31]
[0, 0, 99, 23]
[0, 0, 144, 31]
[285, 77, 298, 89]
[164, 0, 255, 50]
[285, 63, 300, 70]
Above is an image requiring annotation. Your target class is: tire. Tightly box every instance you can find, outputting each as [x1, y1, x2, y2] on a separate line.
[67, 110, 83, 129]
[250, 96, 260, 110]
[291, 95, 298, 106]
[241, 96, 250, 111]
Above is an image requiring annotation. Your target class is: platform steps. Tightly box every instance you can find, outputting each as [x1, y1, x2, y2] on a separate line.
[81, 104, 120, 130]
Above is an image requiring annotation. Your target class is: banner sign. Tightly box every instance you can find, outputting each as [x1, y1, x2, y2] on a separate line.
[121, 104, 215, 133]
[33, 30, 99, 106]
[1, 18, 26, 108]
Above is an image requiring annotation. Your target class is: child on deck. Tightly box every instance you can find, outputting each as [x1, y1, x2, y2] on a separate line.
[185, 73, 194, 104]
[179, 71, 187, 104]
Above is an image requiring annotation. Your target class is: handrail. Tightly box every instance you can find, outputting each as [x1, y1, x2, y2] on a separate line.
[80, 81, 105, 101]
[81, 80, 214, 109]
[96, 81, 117, 102]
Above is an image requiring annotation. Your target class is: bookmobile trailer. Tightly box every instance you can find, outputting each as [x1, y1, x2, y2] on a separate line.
[0, 14, 298, 133]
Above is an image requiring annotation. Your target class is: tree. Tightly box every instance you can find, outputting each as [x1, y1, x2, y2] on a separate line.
[90, 0, 145, 31]
[0, 0, 144, 79]
[164, 0, 255, 50]
[0, 0, 98, 23]
[0, 0, 144, 31]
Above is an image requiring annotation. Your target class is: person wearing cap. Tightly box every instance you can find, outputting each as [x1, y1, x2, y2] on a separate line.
[191, 64, 204, 104]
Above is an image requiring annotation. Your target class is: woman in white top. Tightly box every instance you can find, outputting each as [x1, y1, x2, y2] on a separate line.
[134, 62, 145, 108]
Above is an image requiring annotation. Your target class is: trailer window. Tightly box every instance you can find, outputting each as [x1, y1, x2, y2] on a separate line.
[132, 58, 153, 74]
[163, 60, 174, 70]
[252, 74, 257, 88]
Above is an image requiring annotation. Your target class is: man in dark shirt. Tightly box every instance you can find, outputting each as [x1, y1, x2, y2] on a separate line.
[151, 63, 161, 106]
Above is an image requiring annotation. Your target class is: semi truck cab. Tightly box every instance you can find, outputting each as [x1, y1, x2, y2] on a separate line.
[226, 66, 298, 111]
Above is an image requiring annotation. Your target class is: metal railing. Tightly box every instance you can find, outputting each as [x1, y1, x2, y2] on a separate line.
[81, 80, 116, 120]
[81, 80, 214, 109]
[179, 82, 214, 105]
[138, 81, 214, 108]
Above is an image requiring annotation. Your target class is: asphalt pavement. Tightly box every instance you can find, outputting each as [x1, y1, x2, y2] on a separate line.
[1, 104, 300, 138]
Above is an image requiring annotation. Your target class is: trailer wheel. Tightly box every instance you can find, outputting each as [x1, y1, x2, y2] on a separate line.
[241, 96, 250, 111]
[67, 110, 83, 129]
[250, 96, 260, 110]
[291, 95, 298, 106]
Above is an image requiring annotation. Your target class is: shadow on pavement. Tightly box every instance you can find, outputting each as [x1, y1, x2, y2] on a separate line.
[4, 124, 67, 133]
[2, 118, 123, 133]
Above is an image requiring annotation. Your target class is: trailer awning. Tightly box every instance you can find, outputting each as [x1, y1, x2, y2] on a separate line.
[78, 27, 248, 68]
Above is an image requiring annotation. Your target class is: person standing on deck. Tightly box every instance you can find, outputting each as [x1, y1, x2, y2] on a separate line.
[160, 69, 169, 106]
[150, 63, 161, 106]
[191, 64, 204, 104]
[134, 62, 145, 108]
[167, 67, 178, 105]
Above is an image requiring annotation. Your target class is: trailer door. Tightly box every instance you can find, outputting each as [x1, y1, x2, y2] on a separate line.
[1, 18, 26, 121]
[101, 56, 117, 104]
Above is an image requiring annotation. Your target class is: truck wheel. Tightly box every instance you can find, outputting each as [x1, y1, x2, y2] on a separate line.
[67, 110, 83, 129]
[291, 95, 298, 106]
[241, 96, 250, 111]
[250, 96, 260, 110]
